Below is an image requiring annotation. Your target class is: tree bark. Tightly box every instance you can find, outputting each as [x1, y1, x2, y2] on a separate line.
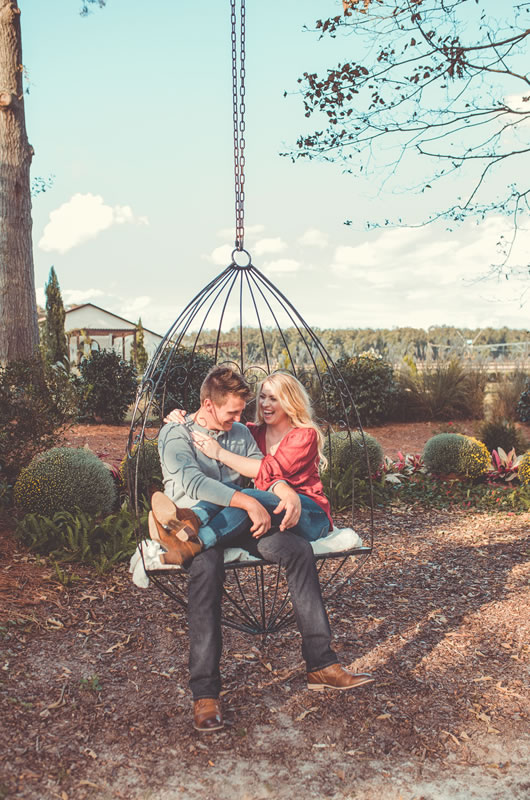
[0, 0, 38, 362]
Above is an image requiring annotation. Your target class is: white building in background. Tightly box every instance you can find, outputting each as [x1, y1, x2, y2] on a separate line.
[64, 303, 163, 365]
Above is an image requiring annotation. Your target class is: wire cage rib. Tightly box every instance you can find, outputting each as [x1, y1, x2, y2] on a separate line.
[128, 260, 375, 636]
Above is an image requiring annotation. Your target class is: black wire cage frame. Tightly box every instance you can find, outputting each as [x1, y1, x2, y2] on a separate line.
[127, 255, 376, 635]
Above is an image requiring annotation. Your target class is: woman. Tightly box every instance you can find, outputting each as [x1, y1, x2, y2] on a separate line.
[152, 372, 332, 565]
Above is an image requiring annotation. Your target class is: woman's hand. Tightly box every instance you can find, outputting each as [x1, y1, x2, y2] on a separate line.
[192, 431, 223, 461]
[164, 408, 187, 424]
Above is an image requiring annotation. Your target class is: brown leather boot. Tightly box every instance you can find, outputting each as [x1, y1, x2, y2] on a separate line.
[151, 492, 200, 541]
[307, 663, 374, 691]
[193, 698, 223, 732]
[148, 512, 203, 566]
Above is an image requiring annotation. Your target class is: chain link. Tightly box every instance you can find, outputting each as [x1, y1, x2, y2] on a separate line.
[231, 0, 246, 251]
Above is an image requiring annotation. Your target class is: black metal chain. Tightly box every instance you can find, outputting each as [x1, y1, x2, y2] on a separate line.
[231, 0, 246, 252]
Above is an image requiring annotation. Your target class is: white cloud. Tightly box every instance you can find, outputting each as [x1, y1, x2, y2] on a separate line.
[263, 258, 301, 273]
[209, 244, 233, 265]
[38, 193, 148, 254]
[36, 286, 105, 308]
[298, 228, 328, 248]
[121, 295, 152, 321]
[254, 237, 287, 257]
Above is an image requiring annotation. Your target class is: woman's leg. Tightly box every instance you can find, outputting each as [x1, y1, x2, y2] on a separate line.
[239, 488, 329, 542]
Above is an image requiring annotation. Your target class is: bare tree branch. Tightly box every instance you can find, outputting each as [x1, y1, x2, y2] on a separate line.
[286, 0, 530, 280]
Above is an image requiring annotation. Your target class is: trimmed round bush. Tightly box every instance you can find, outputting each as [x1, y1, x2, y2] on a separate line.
[519, 451, 530, 486]
[120, 440, 163, 502]
[14, 447, 117, 516]
[323, 430, 384, 479]
[423, 433, 490, 478]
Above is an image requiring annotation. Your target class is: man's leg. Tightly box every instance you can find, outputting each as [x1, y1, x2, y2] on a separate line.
[255, 530, 337, 671]
[188, 546, 224, 700]
[255, 530, 374, 691]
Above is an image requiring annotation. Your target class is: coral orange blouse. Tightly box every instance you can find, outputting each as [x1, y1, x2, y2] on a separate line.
[247, 423, 333, 530]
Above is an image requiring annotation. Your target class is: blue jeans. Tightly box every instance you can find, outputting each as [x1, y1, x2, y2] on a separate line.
[191, 482, 330, 549]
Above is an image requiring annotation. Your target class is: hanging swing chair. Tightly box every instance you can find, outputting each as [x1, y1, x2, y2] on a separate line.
[127, 0, 375, 636]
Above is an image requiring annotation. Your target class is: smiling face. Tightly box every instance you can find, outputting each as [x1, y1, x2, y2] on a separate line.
[258, 381, 291, 428]
[203, 393, 246, 431]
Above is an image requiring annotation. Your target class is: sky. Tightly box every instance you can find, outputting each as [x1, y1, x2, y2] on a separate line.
[19, 0, 530, 338]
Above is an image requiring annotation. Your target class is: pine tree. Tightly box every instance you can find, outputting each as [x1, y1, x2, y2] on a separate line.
[136, 318, 148, 373]
[44, 267, 69, 368]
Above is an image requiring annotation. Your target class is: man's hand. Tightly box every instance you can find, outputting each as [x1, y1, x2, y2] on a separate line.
[230, 491, 271, 538]
[247, 497, 272, 538]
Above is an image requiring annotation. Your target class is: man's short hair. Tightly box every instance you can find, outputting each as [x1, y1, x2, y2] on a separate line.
[200, 366, 253, 405]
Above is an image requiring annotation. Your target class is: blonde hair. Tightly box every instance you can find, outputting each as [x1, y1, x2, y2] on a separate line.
[255, 372, 327, 468]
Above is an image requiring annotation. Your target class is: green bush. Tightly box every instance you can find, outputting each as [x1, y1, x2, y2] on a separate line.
[517, 379, 530, 423]
[478, 419, 528, 454]
[322, 430, 384, 479]
[0, 358, 75, 483]
[397, 358, 486, 421]
[15, 505, 143, 574]
[14, 447, 117, 516]
[423, 433, 490, 478]
[151, 346, 215, 419]
[120, 439, 163, 503]
[75, 349, 137, 423]
[322, 351, 397, 426]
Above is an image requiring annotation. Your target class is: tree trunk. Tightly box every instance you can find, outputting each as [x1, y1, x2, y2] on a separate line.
[0, 0, 38, 362]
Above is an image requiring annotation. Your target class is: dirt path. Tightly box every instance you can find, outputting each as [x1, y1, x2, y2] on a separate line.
[1, 508, 529, 799]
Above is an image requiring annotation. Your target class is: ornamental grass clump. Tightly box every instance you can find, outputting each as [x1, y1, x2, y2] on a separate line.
[322, 430, 384, 479]
[423, 433, 490, 479]
[14, 447, 117, 517]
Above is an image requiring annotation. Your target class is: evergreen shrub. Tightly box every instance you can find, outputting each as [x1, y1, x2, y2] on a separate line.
[323, 351, 397, 426]
[0, 358, 75, 483]
[14, 447, 117, 516]
[75, 349, 137, 423]
[423, 433, 490, 478]
[120, 440, 163, 503]
[478, 419, 527, 454]
[151, 346, 215, 419]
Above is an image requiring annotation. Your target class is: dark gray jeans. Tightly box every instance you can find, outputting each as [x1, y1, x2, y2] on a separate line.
[188, 529, 338, 700]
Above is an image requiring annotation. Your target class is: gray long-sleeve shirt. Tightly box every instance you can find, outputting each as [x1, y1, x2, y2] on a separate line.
[158, 417, 263, 508]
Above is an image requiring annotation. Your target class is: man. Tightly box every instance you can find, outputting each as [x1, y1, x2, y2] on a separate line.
[152, 366, 373, 733]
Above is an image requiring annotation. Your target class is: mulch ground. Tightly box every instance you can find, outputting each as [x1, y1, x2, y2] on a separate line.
[1, 507, 529, 799]
[1, 423, 530, 799]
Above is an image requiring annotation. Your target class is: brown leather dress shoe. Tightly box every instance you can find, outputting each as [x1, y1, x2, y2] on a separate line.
[148, 511, 203, 566]
[151, 491, 200, 540]
[307, 663, 374, 691]
[193, 698, 224, 732]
